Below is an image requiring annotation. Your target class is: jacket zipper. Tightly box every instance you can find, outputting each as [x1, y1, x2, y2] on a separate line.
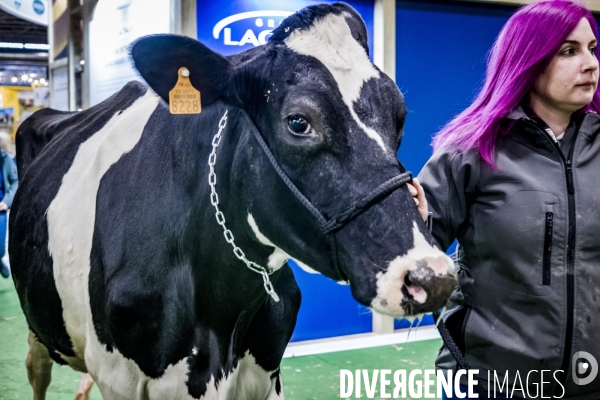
[524, 118, 577, 392]
[559, 157, 576, 392]
[543, 212, 553, 286]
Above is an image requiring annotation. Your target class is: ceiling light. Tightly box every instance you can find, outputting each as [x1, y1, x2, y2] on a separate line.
[0, 42, 24, 49]
[40, 78, 46, 83]
[80, 60, 85, 65]
[21, 74, 29, 81]
[34, 80, 39, 84]
[28, 78, 33, 83]
[29, 73, 36, 77]
[23, 43, 50, 50]
[11, 77, 18, 83]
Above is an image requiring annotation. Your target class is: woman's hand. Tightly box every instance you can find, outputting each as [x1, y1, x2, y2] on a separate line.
[406, 178, 428, 222]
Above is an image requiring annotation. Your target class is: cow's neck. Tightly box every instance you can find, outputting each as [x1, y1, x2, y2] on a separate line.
[184, 105, 281, 333]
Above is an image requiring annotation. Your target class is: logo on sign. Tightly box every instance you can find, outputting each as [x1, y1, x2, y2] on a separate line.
[212, 11, 293, 47]
[33, 0, 45, 15]
[14, 1, 21, 10]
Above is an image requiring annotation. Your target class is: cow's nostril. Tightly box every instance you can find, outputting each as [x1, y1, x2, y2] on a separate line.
[402, 272, 427, 304]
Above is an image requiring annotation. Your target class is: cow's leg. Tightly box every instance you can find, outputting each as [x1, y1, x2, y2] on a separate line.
[26, 330, 53, 400]
[266, 371, 284, 400]
[243, 265, 301, 400]
[75, 373, 94, 400]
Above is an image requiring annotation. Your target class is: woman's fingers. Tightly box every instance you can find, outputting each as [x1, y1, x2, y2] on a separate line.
[407, 182, 418, 196]
[407, 183, 420, 206]
[412, 179, 427, 206]
[408, 178, 429, 222]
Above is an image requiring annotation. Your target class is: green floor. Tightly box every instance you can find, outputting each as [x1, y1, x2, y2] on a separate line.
[0, 276, 442, 400]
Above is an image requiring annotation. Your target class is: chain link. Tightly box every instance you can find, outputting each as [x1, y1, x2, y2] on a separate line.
[208, 110, 280, 303]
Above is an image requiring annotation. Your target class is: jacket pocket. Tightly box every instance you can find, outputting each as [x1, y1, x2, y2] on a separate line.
[542, 210, 554, 286]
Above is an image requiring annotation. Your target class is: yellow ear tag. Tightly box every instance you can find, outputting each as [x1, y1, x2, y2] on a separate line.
[169, 67, 201, 114]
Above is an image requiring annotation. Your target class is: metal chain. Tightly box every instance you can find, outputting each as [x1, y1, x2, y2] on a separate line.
[208, 110, 280, 302]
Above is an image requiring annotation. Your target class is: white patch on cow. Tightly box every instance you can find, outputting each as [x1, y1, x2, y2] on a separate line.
[46, 90, 283, 399]
[47, 90, 160, 359]
[46, 90, 194, 400]
[197, 352, 282, 400]
[56, 352, 87, 373]
[247, 213, 318, 274]
[284, 14, 386, 152]
[88, 347, 197, 399]
[90, 349, 282, 399]
[370, 221, 454, 317]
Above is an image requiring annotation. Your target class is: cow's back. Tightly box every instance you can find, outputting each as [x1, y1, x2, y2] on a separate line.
[9, 82, 150, 364]
[15, 108, 74, 177]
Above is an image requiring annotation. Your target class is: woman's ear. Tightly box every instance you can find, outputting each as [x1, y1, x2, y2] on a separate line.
[131, 34, 233, 105]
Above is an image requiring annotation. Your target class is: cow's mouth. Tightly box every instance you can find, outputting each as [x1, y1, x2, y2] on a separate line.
[369, 256, 457, 319]
[402, 273, 427, 302]
[400, 273, 428, 316]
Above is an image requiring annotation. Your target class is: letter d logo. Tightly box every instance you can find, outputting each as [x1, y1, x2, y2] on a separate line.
[572, 351, 598, 385]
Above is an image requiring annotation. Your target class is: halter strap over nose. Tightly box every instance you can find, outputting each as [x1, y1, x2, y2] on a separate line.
[322, 172, 413, 234]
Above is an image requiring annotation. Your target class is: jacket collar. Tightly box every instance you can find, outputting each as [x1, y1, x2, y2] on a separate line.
[505, 105, 528, 121]
[503, 106, 599, 161]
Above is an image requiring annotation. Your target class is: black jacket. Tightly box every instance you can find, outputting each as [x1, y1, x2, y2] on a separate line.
[418, 108, 600, 399]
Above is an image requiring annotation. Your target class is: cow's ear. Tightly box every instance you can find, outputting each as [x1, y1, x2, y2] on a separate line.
[333, 2, 369, 56]
[131, 35, 232, 104]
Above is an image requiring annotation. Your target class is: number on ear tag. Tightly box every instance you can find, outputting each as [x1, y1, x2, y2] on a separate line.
[169, 67, 201, 114]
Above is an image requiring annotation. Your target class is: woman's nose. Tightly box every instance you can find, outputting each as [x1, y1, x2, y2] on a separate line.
[583, 50, 599, 72]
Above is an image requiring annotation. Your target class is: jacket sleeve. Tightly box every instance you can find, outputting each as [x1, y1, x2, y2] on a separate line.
[417, 148, 480, 252]
[3, 156, 18, 208]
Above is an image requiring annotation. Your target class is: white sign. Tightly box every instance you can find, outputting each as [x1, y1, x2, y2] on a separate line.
[34, 86, 50, 107]
[52, 66, 69, 111]
[0, 0, 48, 26]
[88, 0, 172, 106]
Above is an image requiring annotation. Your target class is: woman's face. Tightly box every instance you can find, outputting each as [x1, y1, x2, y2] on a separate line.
[531, 18, 599, 115]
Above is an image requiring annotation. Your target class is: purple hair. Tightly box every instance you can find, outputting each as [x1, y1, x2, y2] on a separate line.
[432, 0, 600, 166]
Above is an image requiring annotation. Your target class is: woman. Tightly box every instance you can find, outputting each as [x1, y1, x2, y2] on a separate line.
[0, 130, 18, 278]
[410, 1, 600, 398]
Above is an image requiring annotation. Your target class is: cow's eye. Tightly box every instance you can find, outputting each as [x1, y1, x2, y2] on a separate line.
[287, 116, 312, 136]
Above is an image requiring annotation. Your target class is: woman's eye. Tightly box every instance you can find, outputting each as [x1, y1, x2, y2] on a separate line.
[561, 47, 575, 55]
[287, 116, 312, 136]
[590, 46, 597, 54]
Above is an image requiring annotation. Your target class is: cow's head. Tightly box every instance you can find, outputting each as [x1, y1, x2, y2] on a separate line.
[131, 3, 456, 318]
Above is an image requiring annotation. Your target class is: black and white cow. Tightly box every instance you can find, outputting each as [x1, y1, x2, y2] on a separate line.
[11, 3, 457, 399]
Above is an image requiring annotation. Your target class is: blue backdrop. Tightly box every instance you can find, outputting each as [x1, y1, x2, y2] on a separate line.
[396, 0, 516, 174]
